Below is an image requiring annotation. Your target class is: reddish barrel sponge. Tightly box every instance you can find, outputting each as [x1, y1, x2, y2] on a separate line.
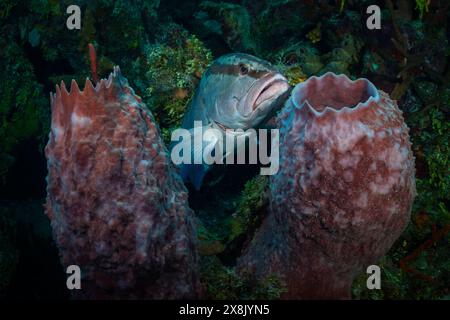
[237, 72, 416, 299]
[45, 67, 200, 299]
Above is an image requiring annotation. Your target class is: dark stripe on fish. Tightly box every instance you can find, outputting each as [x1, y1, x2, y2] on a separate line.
[224, 53, 276, 70]
[208, 63, 271, 79]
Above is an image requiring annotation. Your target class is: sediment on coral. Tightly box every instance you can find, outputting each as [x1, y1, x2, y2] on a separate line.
[45, 67, 200, 299]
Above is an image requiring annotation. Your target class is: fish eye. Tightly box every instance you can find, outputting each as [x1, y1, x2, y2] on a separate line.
[239, 63, 250, 75]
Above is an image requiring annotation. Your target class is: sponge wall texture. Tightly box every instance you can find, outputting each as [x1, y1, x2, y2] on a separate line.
[45, 68, 199, 299]
[238, 73, 416, 299]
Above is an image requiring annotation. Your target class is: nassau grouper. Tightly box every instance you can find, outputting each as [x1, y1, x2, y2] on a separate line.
[174, 53, 290, 190]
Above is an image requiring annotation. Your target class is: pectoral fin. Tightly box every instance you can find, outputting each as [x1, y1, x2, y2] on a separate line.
[174, 124, 219, 190]
[180, 162, 210, 191]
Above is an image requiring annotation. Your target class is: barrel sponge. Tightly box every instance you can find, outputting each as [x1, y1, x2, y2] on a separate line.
[45, 67, 200, 299]
[238, 72, 416, 299]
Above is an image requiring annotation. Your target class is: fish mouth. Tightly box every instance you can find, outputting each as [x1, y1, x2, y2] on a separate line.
[213, 120, 230, 131]
[252, 74, 289, 111]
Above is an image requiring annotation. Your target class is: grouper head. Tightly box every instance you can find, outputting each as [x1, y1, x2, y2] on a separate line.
[182, 53, 290, 130]
[178, 53, 290, 190]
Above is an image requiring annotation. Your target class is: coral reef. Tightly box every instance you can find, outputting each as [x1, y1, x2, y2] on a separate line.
[238, 73, 417, 299]
[131, 23, 212, 142]
[415, 0, 430, 18]
[306, 23, 321, 44]
[282, 66, 308, 86]
[1, 0, 448, 300]
[320, 33, 363, 75]
[272, 42, 323, 77]
[228, 176, 269, 244]
[45, 68, 199, 299]
[246, 0, 317, 56]
[271, 32, 363, 79]
[191, 172, 284, 300]
[197, 1, 256, 53]
[378, 106, 450, 299]
[200, 256, 286, 299]
[0, 40, 49, 183]
[0, 0, 160, 183]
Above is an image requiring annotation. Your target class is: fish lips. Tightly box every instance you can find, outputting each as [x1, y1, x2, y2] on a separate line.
[213, 73, 290, 130]
[246, 73, 290, 116]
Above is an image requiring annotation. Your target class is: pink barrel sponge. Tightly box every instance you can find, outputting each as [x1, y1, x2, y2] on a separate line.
[45, 67, 200, 299]
[238, 72, 416, 299]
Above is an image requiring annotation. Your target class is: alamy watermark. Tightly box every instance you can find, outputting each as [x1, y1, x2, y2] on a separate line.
[65, 4, 381, 31]
[66, 265, 81, 290]
[367, 265, 381, 290]
[170, 121, 280, 175]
